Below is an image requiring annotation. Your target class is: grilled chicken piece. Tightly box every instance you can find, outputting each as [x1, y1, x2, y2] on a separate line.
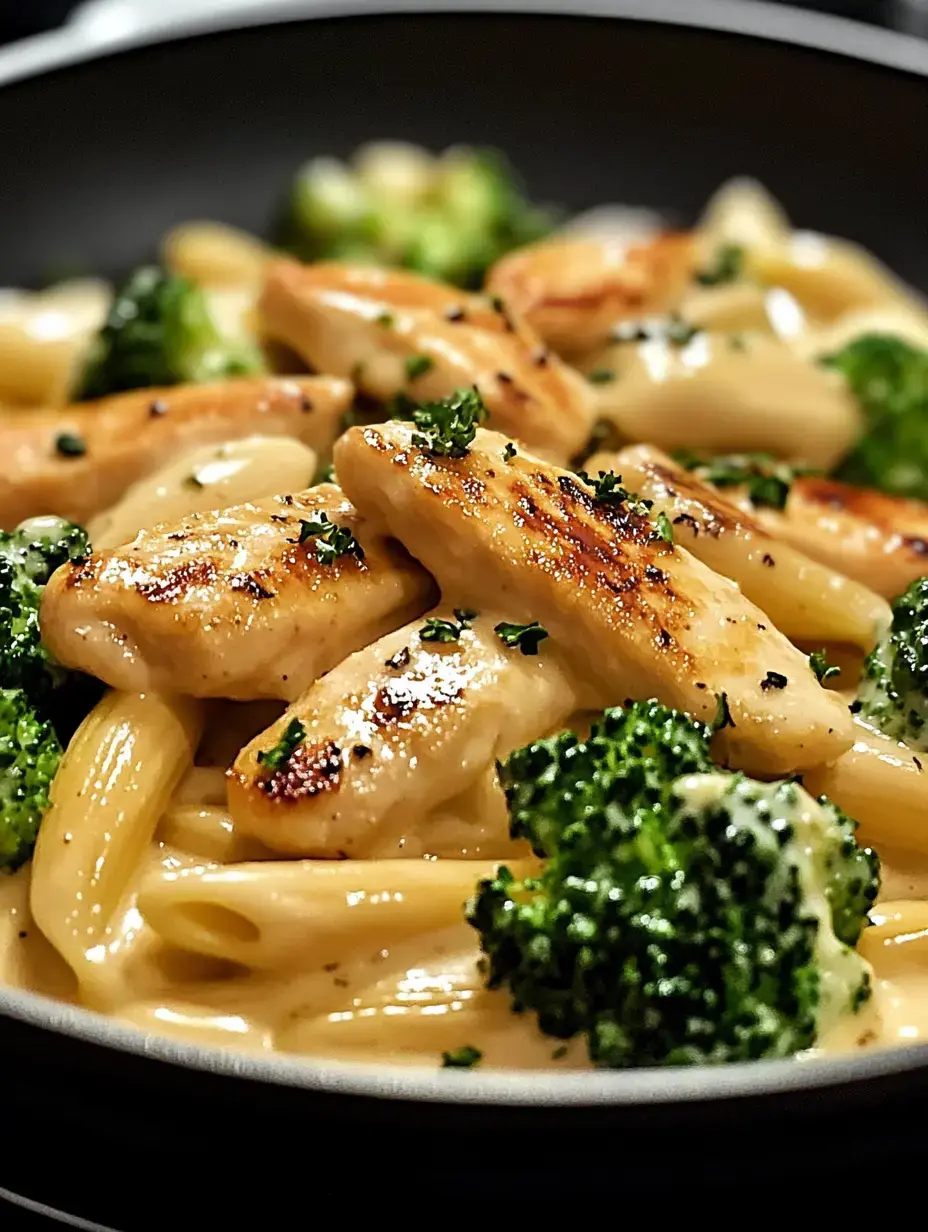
[258, 259, 594, 465]
[588, 445, 890, 651]
[228, 610, 581, 858]
[756, 477, 928, 601]
[484, 233, 695, 359]
[0, 376, 350, 530]
[334, 422, 853, 776]
[580, 331, 862, 470]
[40, 483, 435, 701]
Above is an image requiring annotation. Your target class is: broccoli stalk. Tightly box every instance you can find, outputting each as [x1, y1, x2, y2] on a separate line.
[467, 700, 878, 1067]
[824, 333, 928, 499]
[0, 515, 94, 870]
[857, 576, 928, 748]
[73, 266, 265, 401]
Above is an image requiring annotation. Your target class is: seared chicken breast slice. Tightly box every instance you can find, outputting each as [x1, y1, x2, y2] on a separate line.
[41, 483, 435, 701]
[756, 477, 928, 602]
[334, 423, 853, 776]
[258, 259, 594, 465]
[0, 375, 351, 530]
[588, 445, 890, 651]
[228, 610, 581, 858]
[484, 233, 695, 359]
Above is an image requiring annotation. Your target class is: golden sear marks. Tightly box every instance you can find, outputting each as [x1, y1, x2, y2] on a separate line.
[256, 739, 343, 803]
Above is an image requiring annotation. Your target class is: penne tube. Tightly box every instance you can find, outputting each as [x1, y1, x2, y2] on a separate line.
[803, 719, 928, 855]
[30, 691, 204, 995]
[156, 804, 269, 865]
[88, 435, 318, 548]
[138, 856, 533, 970]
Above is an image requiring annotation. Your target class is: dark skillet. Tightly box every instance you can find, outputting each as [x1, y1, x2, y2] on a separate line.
[0, 3, 927, 1225]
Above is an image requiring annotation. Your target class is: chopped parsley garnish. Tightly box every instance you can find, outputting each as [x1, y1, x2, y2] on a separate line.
[502, 442, 517, 462]
[810, 649, 841, 684]
[728, 333, 748, 352]
[256, 717, 306, 771]
[673, 450, 818, 511]
[711, 692, 735, 732]
[694, 243, 744, 287]
[441, 1045, 483, 1069]
[385, 646, 411, 670]
[54, 432, 87, 458]
[653, 512, 674, 544]
[298, 512, 365, 566]
[419, 609, 478, 643]
[494, 620, 549, 656]
[587, 368, 616, 384]
[376, 311, 395, 328]
[420, 618, 462, 644]
[410, 387, 489, 458]
[405, 354, 435, 381]
[577, 469, 653, 517]
[760, 671, 788, 691]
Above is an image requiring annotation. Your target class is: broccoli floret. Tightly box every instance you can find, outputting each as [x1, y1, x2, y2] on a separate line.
[0, 688, 62, 871]
[276, 144, 555, 289]
[467, 701, 877, 1068]
[0, 515, 90, 699]
[858, 576, 928, 747]
[73, 266, 265, 401]
[824, 333, 928, 499]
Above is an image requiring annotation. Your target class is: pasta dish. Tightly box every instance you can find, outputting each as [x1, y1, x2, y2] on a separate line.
[3, 142, 928, 1072]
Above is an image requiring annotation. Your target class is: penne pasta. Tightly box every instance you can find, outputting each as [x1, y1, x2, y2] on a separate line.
[138, 856, 534, 969]
[30, 691, 203, 1000]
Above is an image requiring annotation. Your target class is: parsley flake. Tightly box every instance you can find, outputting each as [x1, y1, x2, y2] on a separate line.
[694, 243, 744, 287]
[494, 620, 549, 655]
[410, 387, 489, 458]
[55, 432, 87, 458]
[711, 692, 735, 732]
[441, 1045, 482, 1069]
[502, 442, 517, 462]
[405, 354, 435, 381]
[809, 650, 841, 684]
[587, 368, 616, 385]
[298, 512, 365, 566]
[257, 717, 306, 771]
[673, 450, 819, 511]
[654, 512, 674, 544]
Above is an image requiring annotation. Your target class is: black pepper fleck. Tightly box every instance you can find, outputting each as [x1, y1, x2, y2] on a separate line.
[352, 744, 372, 760]
[760, 671, 788, 691]
[762, 553, 776, 567]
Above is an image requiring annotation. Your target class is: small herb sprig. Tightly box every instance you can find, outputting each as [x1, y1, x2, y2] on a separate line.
[298, 512, 365, 565]
[810, 649, 841, 685]
[673, 450, 819, 512]
[409, 387, 489, 458]
[419, 608, 479, 644]
[494, 620, 549, 656]
[577, 470, 673, 544]
[441, 1045, 483, 1069]
[257, 717, 306, 771]
[694, 243, 744, 287]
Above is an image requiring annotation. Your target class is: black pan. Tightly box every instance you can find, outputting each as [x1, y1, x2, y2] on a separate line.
[1, 3, 927, 1225]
